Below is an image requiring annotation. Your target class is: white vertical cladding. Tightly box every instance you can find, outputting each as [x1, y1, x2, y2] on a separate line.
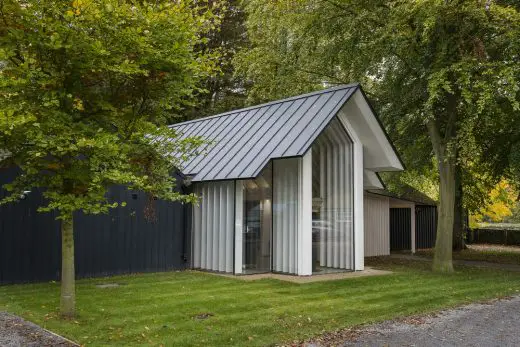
[363, 193, 390, 257]
[299, 151, 313, 276]
[234, 181, 244, 274]
[314, 119, 354, 270]
[192, 185, 202, 268]
[338, 134, 346, 269]
[325, 139, 333, 267]
[225, 183, 234, 272]
[337, 113, 365, 271]
[191, 181, 235, 273]
[200, 184, 208, 269]
[212, 184, 219, 269]
[206, 184, 213, 269]
[330, 123, 351, 270]
[316, 142, 327, 266]
[332, 140, 339, 268]
[218, 185, 226, 272]
[273, 158, 300, 275]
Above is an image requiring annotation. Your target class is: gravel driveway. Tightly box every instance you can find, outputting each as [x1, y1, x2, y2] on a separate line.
[0, 312, 77, 347]
[305, 295, 520, 347]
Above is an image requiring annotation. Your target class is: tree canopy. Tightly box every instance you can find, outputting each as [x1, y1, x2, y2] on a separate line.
[0, 0, 221, 215]
[236, 0, 520, 271]
[0, 0, 221, 316]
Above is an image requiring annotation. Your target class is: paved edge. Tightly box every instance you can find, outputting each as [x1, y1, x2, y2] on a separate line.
[0, 312, 79, 347]
[288, 295, 520, 347]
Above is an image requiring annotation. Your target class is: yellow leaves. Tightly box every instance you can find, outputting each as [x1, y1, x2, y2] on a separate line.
[471, 179, 517, 224]
[73, 97, 84, 111]
[67, 0, 89, 16]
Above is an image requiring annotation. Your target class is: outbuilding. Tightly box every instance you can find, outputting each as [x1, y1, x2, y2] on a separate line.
[170, 83, 404, 276]
[363, 188, 437, 257]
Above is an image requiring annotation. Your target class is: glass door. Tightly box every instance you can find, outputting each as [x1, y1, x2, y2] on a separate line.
[242, 163, 272, 274]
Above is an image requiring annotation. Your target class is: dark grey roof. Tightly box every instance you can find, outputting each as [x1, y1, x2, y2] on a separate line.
[170, 84, 359, 182]
[367, 185, 437, 206]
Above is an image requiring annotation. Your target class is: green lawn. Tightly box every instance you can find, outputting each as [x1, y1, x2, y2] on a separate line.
[1, 259, 520, 346]
[477, 222, 520, 230]
[415, 247, 520, 265]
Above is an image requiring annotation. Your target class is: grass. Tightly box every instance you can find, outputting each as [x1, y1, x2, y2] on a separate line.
[476, 223, 520, 230]
[416, 246, 520, 265]
[1, 259, 520, 346]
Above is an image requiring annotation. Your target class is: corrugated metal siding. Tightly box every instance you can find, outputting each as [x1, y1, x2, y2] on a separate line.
[390, 208, 412, 251]
[272, 158, 300, 274]
[364, 194, 390, 256]
[415, 205, 437, 249]
[169, 84, 359, 182]
[191, 181, 234, 273]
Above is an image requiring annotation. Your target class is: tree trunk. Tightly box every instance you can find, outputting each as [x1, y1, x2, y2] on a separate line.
[452, 166, 466, 251]
[432, 157, 456, 272]
[60, 215, 75, 318]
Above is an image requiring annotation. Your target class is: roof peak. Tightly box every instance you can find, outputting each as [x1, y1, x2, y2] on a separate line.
[169, 83, 360, 128]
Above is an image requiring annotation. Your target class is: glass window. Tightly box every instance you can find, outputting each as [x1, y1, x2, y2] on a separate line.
[311, 118, 354, 273]
[242, 163, 272, 274]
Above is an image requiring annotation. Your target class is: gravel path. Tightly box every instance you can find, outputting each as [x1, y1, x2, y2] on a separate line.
[304, 296, 520, 347]
[0, 312, 77, 347]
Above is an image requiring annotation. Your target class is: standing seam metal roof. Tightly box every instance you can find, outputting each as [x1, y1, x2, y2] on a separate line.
[170, 84, 360, 182]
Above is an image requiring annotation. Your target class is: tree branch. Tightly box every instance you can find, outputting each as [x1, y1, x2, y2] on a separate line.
[321, 0, 385, 27]
[427, 119, 444, 159]
[444, 93, 458, 142]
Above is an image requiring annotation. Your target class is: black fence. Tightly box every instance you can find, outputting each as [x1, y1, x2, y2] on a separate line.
[0, 168, 189, 285]
[390, 208, 411, 251]
[467, 228, 520, 246]
[415, 205, 437, 249]
[390, 205, 437, 251]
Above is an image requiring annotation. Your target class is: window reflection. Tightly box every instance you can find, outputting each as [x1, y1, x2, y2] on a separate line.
[242, 163, 272, 274]
[311, 118, 354, 273]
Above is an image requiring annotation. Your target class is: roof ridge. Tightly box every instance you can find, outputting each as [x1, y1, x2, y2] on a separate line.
[169, 83, 360, 128]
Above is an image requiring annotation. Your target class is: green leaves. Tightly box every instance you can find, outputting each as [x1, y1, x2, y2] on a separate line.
[0, 0, 221, 217]
[237, 0, 520, 209]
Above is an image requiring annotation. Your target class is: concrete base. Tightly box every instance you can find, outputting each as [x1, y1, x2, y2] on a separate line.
[205, 267, 392, 283]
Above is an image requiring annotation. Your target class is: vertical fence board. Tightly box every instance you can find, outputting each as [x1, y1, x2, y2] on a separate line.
[0, 168, 188, 284]
[415, 205, 437, 249]
[390, 208, 412, 251]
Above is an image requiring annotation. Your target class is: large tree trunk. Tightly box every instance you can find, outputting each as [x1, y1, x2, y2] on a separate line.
[432, 157, 456, 272]
[427, 120, 455, 273]
[452, 166, 466, 251]
[60, 215, 75, 318]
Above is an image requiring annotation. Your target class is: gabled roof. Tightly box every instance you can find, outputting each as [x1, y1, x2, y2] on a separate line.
[170, 84, 403, 182]
[367, 185, 437, 206]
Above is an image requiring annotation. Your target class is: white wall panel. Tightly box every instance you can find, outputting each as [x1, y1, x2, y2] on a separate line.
[299, 151, 313, 275]
[337, 110, 365, 270]
[364, 193, 390, 257]
[192, 181, 235, 273]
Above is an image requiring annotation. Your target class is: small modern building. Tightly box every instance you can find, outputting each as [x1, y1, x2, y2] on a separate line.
[1, 83, 416, 284]
[170, 83, 404, 276]
[363, 189, 437, 257]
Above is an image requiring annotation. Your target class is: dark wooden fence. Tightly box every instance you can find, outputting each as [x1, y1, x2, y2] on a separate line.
[390, 208, 412, 251]
[390, 205, 437, 251]
[415, 205, 437, 249]
[0, 168, 189, 285]
[467, 228, 520, 246]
